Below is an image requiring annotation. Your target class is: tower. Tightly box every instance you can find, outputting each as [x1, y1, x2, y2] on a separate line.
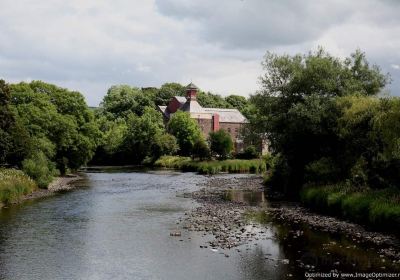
[186, 82, 198, 101]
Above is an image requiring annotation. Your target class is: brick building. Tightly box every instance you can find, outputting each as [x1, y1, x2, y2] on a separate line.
[158, 83, 247, 152]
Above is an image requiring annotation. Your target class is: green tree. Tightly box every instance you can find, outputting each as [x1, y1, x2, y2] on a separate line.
[123, 107, 176, 162]
[225, 95, 248, 112]
[168, 111, 202, 156]
[197, 91, 232, 108]
[209, 129, 233, 159]
[10, 81, 100, 174]
[155, 83, 185, 106]
[0, 80, 14, 163]
[251, 48, 389, 194]
[100, 85, 154, 120]
[192, 138, 211, 160]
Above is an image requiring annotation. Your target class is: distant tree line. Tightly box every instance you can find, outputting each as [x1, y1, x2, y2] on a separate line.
[0, 78, 255, 188]
[92, 83, 253, 165]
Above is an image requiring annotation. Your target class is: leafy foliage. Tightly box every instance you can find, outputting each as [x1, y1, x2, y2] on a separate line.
[251, 48, 390, 195]
[209, 129, 234, 159]
[192, 138, 211, 160]
[0, 168, 37, 204]
[168, 111, 202, 156]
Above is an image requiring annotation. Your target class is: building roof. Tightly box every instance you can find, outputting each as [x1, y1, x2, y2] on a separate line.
[203, 108, 247, 123]
[180, 99, 204, 113]
[174, 96, 186, 104]
[186, 82, 198, 90]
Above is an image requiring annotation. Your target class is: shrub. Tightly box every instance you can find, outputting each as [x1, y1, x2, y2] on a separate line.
[192, 138, 211, 160]
[304, 157, 340, 184]
[209, 129, 233, 159]
[300, 184, 400, 232]
[0, 168, 37, 204]
[236, 145, 259, 159]
[22, 151, 59, 188]
[154, 156, 266, 175]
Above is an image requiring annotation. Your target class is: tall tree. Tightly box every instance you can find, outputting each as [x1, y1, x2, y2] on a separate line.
[251, 48, 389, 194]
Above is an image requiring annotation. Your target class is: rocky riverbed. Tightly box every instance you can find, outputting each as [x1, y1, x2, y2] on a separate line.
[176, 175, 400, 264]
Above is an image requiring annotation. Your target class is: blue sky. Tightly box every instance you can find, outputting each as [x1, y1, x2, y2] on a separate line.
[1, 0, 399, 106]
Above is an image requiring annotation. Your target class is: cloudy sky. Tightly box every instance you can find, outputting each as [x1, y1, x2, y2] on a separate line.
[1, 0, 400, 106]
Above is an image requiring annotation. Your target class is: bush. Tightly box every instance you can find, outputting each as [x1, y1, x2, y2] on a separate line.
[22, 151, 59, 188]
[154, 156, 266, 175]
[304, 157, 340, 184]
[209, 129, 233, 159]
[236, 145, 259, 159]
[192, 138, 211, 160]
[300, 184, 400, 232]
[153, 156, 191, 169]
[0, 168, 37, 204]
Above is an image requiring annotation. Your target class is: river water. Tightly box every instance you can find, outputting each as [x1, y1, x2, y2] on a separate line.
[0, 169, 399, 280]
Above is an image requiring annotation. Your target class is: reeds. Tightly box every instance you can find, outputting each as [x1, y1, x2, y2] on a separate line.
[154, 156, 267, 175]
[0, 168, 37, 204]
[300, 184, 400, 231]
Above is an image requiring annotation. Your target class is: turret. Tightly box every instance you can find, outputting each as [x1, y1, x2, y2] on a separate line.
[186, 82, 198, 101]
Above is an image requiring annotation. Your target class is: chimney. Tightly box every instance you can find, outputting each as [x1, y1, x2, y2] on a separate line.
[212, 113, 220, 131]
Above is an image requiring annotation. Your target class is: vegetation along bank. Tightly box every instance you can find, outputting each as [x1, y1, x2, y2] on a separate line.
[1, 47, 400, 235]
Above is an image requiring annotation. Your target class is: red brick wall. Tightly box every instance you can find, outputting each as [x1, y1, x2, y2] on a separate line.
[196, 118, 213, 137]
[219, 122, 243, 141]
[212, 114, 220, 131]
[167, 97, 184, 113]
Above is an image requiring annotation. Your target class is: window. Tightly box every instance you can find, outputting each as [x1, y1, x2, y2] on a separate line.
[227, 128, 231, 133]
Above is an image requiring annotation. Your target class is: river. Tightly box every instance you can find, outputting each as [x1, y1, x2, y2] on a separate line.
[0, 168, 399, 280]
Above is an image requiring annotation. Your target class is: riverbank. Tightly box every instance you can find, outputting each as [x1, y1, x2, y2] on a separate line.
[178, 175, 400, 263]
[154, 155, 267, 175]
[21, 174, 83, 202]
[0, 173, 83, 209]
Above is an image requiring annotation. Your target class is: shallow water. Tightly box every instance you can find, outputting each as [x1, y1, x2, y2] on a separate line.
[0, 169, 399, 280]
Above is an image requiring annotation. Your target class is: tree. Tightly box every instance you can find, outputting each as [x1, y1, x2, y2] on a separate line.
[155, 83, 185, 106]
[197, 91, 232, 108]
[123, 107, 177, 162]
[100, 85, 154, 120]
[0, 79, 14, 163]
[209, 129, 233, 159]
[192, 138, 211, 160]
[251, 48, 389, 194]
[10, 81, 101, 174]
[167, 111, 202, 156]
[225, 95, 248, 112]
[152, 133, 178, 159]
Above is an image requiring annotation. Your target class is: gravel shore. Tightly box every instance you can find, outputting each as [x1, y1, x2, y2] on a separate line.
[178, 175, 400, 261]
[20, 173, 83, 202]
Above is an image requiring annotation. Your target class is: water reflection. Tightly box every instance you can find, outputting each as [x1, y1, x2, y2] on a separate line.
[224, 189, 268, 207]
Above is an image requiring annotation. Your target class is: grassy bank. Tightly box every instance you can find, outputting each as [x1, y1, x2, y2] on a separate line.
[0, 168, 37, 205]
[300, 184, 400, 232]
[154, 156, 267, 175]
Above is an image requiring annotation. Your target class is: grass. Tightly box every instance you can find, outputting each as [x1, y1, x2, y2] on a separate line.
[154, 156, 267, 175]
[0, 168, 37, 205]
[300, 184, 400, 232]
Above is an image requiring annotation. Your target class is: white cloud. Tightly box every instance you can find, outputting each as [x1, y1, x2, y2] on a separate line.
[0, 0, 400, 106]
[392, 64, 400, 70]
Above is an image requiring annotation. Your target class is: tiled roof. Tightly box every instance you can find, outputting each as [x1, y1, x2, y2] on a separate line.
[174, 96, 187, 104]
[203, 108, 247, 123]
[180, 100, 204, 113]
[186, 82, 198, 90]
